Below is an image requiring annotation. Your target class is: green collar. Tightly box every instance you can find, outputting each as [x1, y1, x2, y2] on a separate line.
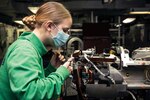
[19, 32, 48, 56]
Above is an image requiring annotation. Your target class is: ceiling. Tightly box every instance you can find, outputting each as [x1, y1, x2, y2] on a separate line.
[0, 0, 150, 26]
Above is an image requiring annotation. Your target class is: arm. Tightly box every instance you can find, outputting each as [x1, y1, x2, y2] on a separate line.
[43, 50, 67, 77]
[7, 45, 70, 100]
[44, 63, 56, 77]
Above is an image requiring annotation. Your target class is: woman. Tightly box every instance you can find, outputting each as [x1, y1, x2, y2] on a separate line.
[0, 2, 73, 100]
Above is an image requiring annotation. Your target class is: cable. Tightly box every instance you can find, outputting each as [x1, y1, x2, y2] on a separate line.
[83, 53, 116, 84]
[127, 90, 136, 100]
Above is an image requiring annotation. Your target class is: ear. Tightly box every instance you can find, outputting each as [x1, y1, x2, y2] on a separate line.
[43, 21, 53, 31]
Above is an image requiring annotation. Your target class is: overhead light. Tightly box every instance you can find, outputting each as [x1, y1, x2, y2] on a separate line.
[102, 0, 114, 4]
[114, 24, 122, 27]
[14, 20, 25, 25]
[129, 11, 150, 14]
[122, 18, 136, 24]
[28, 6, 39, 14]
[136, 24, 144, 27]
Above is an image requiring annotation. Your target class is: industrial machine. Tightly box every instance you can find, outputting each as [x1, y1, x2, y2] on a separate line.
[72, 49, 126, 100]
[65, 38, 150, 100]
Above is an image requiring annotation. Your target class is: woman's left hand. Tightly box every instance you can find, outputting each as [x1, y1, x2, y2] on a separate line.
[50, 51, 66, 68]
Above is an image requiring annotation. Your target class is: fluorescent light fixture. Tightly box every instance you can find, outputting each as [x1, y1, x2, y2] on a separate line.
[122, 18, 136, 24]
[14, 20, 25, 25]
[28, 7, 39, 14]
[136, 24, 144, 27]
[129, 11, 150, 14]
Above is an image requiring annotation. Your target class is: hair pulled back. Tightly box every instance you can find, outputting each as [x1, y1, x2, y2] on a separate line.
[35, 2, 71, 26]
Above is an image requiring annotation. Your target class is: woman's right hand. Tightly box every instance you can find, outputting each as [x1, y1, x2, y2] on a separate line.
[63, 57, 74, 73]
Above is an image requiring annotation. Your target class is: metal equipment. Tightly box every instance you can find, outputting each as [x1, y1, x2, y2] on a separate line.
[71, 49, 127, 100]
[64, 38, 150, 100]
[68, 46, 150, 100]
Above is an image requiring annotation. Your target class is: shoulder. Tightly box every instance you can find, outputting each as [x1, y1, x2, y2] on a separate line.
[8, 39, 37, 56]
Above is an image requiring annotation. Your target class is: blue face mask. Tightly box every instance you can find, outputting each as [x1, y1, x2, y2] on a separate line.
[52, 30, 70, 47]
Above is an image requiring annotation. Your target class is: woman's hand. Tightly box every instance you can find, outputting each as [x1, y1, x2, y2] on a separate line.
[50, 51, 66, 68]
[63, 57, 74, 73]
[50, 51, 74, 73]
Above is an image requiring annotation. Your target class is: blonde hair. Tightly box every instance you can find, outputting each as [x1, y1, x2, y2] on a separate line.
[35, 2, 71, 26]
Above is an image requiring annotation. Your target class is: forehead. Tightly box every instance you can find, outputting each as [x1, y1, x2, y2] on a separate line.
[58, 18, 72, 28]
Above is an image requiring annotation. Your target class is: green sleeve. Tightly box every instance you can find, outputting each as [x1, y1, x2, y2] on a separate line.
[7, 45, 70, 100]
[44, 63, 56, 77]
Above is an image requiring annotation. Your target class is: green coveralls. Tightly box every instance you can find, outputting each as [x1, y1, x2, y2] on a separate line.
[0, 32, 69, 100]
